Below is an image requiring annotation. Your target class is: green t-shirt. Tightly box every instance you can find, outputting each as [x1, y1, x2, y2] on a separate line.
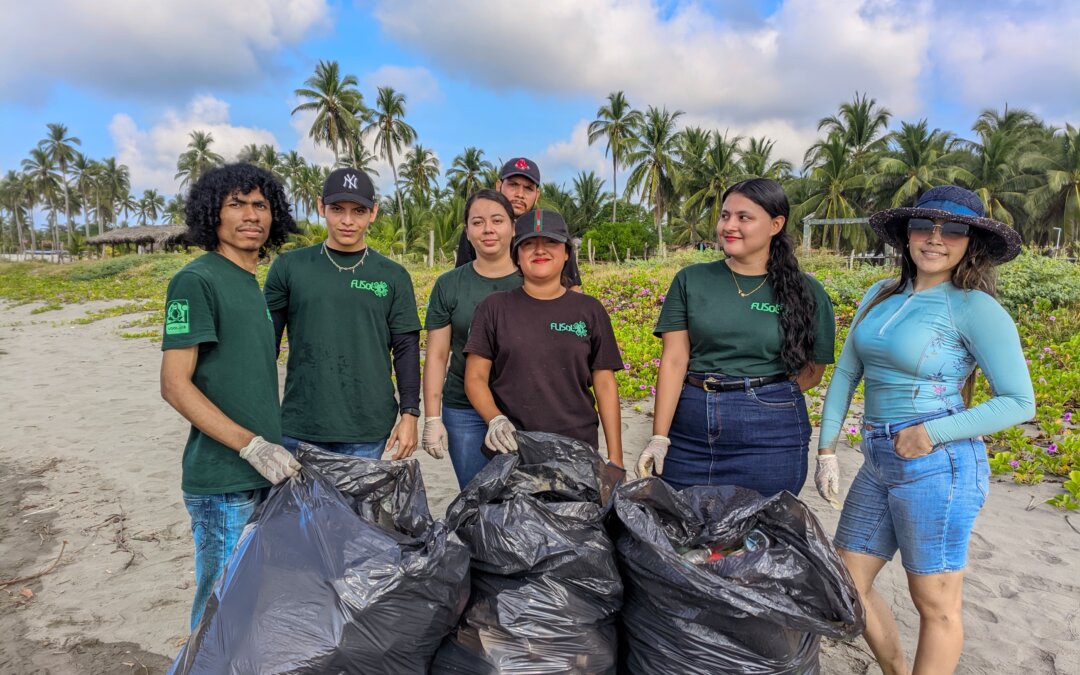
[161, 252, 280, 495]
[424, 263, 522, 410]
[654, 260, 835, 376]
[264, 245, 421, 442]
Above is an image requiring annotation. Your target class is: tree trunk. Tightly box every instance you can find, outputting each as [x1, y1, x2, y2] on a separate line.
[15, 209, 24, 257]
[389, 147, 407, 253]
[28, 209, 38, 254]
[611, 155, 618, 224]
[61, 168, 74, 247]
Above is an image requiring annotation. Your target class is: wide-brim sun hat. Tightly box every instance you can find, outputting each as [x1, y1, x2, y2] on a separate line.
[869, 185, 1022, 263]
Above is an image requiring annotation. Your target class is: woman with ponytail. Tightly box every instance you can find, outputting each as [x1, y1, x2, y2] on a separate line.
[637, 178, 835, 496]
[814, 186, 1034, 674]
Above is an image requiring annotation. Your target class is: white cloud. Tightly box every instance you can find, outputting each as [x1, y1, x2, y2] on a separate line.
[371, 0, 928, 126]
[0, 0, 330, 102]
[364, 66, 442, 104]
[110, 96, 278, 196]
[541, 121, 610, 187]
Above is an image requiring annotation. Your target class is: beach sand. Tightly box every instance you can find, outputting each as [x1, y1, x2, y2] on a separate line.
[0, 300, 1076, 674]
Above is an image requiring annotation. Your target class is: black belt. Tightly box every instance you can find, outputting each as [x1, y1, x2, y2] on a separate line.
[686, 374, 787, 392]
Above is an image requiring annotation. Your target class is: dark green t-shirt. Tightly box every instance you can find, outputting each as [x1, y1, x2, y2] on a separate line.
[424, 263, 522, 410]
[161, 252, 280, 495]
[654, 260, 835, 376]
[264, 245, 421, 442]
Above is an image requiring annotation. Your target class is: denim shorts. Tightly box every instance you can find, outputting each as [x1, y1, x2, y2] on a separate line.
[662, 374, 810, 497]
[834, 408, 990, 575]
[282, 435, 388, 459]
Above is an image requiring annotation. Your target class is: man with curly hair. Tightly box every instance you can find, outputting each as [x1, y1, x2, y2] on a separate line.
[264, 167, 422, 460]
[159, 163, 299, 630]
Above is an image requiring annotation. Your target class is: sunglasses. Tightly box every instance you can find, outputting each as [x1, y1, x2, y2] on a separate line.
[907, 218, 970, 242]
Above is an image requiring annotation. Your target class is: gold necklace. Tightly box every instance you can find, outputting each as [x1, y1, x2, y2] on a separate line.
[322, 243, 368, 273]
[728, 263, 768, 297]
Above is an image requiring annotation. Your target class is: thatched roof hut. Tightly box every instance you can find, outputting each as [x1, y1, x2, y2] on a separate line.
[87, 225, 190, 251]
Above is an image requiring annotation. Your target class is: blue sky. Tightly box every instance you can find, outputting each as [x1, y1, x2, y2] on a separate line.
[2, 0, 1078, 200]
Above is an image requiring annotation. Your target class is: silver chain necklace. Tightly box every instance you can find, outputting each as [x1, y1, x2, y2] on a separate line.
[322, 243, 368, 273]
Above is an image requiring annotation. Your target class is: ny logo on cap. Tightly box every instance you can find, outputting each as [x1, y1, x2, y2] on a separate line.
[515, 159, 530, 170]
[343, 173, 358, 190]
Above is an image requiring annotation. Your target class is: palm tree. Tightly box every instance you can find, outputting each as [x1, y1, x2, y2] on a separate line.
[256, 144, 286, 183]
[683, 132, 748, 237]
[70, 153, 102, 238]
[588, 91, 644, 223]
[0, 171, 28, 255]
[98, 157, 130, 231]
[741, 136, 793, 180]
[795, 133, 868, 251]
[446, 147, 494, 199]
[336, 142, 380, 175]
[398, 145, 440, 205]
[137, 189, 166, 225]
[962, 128, 1034, 226]
[569, 171, 607, 236]
[1026, 124, 1080, 246]
[292, 60, 365, 163]
[175, 130, 224, 188]
[624, 105, 685, 252]
[814, 92, 892, 166]
[40, 123, 81, 246]
[164, 194, 187, 224]
[22, 147, 62, 251]
[236, 143, 262, 164]
[364, 86, 417, 249]
[874, 120, 970, 208]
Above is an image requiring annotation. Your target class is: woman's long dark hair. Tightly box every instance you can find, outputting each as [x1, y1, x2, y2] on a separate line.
[722, 178, 817, 374]
[184, 163, 297, 255]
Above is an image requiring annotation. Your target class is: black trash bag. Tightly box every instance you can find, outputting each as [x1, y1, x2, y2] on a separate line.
[613, 479, 864, 675]
[170, 444, 471, 675]
[431, 431, 625, 675]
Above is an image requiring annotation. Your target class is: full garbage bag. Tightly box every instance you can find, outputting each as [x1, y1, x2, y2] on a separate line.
[170, 444, 471, 675]
[613, 479, 864, 675]
[431, 431, 625, 675]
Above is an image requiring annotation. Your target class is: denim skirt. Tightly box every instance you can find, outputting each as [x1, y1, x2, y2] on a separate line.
[835, 407, 990, 575]
[662, 374, 811, 497]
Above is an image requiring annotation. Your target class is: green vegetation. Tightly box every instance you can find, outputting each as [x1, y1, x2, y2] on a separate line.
[2, 247, 1078, 506]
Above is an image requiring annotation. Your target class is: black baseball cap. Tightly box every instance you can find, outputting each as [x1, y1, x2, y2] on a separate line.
[511, 209, 571, 257]
[322, 168, 375, 208]
[499, 157, 540, 185]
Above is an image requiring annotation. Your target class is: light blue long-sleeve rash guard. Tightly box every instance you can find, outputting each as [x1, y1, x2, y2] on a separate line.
[819, 278, 1036, 449]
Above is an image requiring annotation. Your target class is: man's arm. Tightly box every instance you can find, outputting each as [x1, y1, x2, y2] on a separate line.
[386, 331, 421, 459]
[270, 307, 288, 356]
[593, 369, 622, 466]
[160, 346, 257, 452]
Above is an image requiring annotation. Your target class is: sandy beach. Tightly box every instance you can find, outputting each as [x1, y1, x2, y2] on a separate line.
[1, 300, 1076, 675]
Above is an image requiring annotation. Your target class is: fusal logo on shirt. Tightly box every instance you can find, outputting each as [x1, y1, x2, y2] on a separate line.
[350, 279, 389, 297]
[750, 301, 783, 314]
[165, 299, 190, 334]
[550, 320, 588, 338]
[342, 173, 358, 190]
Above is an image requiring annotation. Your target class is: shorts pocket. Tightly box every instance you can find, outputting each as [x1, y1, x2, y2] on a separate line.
[746, 382, 797, 409]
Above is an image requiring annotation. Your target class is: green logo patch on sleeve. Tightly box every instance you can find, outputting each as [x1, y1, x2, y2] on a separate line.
[165, 299, 191, 335]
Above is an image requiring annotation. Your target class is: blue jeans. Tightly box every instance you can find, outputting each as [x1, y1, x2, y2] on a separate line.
[443, 405, 490, 489]
[835, 407, 990, 575]
[662, 375, 810, 496]
[182, 488, 266, 630]
[281, 435, 388, 459]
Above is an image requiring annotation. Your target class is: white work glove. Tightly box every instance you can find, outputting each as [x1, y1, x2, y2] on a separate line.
[239, 436, 301, 485]
[637, 435, 671, 478]
[485, 415, 518, 454]
[422, 416, 448, 459]
[815, 454, 842, 509]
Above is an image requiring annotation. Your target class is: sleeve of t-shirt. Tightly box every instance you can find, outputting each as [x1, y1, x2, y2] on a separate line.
[424, 274, 452, 330]
[923, 291, 1036, 445]
[588, 298, 624, 371]
[809, 277, 836, 364]
[653, 269, 688, 336]
[161, 270, 217, 350]
[263, 255, 289, 311]
[463, 296, 497, 360]
[387, 267, 422, 334]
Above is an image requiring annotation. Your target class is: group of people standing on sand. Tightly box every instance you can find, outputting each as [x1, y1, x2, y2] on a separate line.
[160, 154, 1034, 674]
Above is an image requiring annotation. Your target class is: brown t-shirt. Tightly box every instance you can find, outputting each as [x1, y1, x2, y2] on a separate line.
[464, 287, 622, 448]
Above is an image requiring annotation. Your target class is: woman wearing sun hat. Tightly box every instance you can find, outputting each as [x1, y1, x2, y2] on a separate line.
[815, 185, 1035, 673]
[463, 208, 624, 466]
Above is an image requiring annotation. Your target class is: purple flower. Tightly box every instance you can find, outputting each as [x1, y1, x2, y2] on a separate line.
[1009, 459, 1020, 469]
[623, 363, 631, 370]
[659, 294, 666, 303]
[639, 384, 647, 390]
[1064, 412, 1073, 423]
[847, 426, 858, 434]
[1049, 315, 1056, 322]
[1047, 443, 1058, 455]
[649, 386, 656, 395]
[1043, 347, 1053, 353]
